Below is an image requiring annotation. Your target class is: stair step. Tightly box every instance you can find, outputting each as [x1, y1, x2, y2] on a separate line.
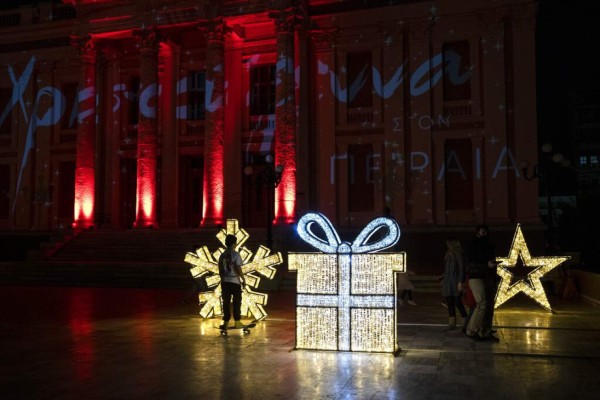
[6, 228, 448, 291]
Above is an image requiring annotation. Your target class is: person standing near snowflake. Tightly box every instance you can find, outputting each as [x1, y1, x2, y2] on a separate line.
[218, 234, 246, 329]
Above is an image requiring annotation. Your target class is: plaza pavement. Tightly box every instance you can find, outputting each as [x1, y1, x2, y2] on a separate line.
[1, 286, 599, 399]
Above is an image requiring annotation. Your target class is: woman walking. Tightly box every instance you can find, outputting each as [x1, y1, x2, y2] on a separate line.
[441, 237, 468, 329]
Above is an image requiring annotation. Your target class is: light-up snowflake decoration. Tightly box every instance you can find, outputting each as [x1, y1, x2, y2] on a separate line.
[184, 219, 282, 321]
[289, 213, 406, 354]
[494, 224, 570, 311]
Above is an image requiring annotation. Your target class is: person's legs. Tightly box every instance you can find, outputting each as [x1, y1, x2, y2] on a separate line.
[482, 278, 498, 335]
[446, 295, 456, 328]
[232, 283, 242, 322]
[463, 307, 474, 333]
[456, 294, 468, 318]
[221, 282, 232, 325]
[446, 296, 456, 317]
[466, 278, 487, 337]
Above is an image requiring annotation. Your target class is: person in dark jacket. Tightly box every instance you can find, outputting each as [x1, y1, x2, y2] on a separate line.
[465, 225, 499, 341]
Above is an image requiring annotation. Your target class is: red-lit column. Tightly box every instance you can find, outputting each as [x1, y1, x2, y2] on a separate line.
[159, 41, 180, 228]
[72, 36, 96, 229]
[134, 29, 159, 228]
[271, 9, 297, 224]
[201, 19, 226, 227]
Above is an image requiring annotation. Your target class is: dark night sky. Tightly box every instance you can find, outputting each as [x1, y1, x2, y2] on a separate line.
[536, 0, 600, 157]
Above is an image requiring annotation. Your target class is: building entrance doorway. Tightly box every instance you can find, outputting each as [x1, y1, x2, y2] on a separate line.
[242, 155, 270, 228]
[0, 164, 10, 221]
[119, 158, 137, 228]
[179, 156, 203, 228]
[57, 161, 74, 229]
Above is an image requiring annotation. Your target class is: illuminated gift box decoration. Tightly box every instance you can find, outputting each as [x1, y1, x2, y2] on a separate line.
[184, 219, 283, 321]
[289, 213, 406, 354]
[494, 224, 570, 311]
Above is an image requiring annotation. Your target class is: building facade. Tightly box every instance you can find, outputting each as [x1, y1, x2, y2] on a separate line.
[0, 0, 539, 232]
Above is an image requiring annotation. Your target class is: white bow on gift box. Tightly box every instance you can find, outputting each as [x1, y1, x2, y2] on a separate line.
[289, 213, 407, 354]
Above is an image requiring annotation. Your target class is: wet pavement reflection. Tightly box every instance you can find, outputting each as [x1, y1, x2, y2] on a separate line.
[1, 286, 599, 399]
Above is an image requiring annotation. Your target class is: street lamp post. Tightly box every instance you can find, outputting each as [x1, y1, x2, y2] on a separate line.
[244, 154, 284, 249]
[520, 143, 568, 254]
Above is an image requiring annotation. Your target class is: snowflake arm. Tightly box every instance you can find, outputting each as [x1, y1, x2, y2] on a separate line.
[184, 219, 283, 321]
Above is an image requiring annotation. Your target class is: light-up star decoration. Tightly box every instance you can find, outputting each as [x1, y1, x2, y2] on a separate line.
[289, 213, 406, 354]
[184, 219, 282, 321]
[494, 224, 570, 311]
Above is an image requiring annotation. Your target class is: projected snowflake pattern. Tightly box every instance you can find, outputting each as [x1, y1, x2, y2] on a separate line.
[184, 219, 282, 321]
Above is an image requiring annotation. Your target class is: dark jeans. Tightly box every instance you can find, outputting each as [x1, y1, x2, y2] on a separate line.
[483, 277, 499, 331]
[221, 281, 242, 321]
[400, 290, 413, 301]
[446, 295, 467, 318]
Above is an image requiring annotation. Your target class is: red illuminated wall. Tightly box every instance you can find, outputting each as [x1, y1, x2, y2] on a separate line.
[0, 0, 540, 233]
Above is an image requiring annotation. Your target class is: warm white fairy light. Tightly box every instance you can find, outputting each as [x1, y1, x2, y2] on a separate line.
[289, 213, 406, 354]
[184, 219, 282, 321]
[494, 224, 570, 311]
[352, 308, 395, 352]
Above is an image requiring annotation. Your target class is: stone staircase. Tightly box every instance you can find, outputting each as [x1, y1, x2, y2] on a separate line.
[411, 274, 443, 293]
[0, 228, 279, 289]
[1, 227, 443, 292]
[47, 229, 217, 262]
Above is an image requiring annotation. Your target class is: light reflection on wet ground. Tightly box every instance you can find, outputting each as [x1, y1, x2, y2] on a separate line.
[1, 286, 598, 399]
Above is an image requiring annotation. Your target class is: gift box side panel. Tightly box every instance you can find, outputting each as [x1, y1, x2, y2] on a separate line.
[289, 253, 338, 294]
[351, 308, 396, 353]
[296, 306, 338, 350]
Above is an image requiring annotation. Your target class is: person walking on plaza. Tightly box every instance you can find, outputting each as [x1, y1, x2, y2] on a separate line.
[441, 237, 468, 329]
[218, 234, 246, 330]
[382, 206, 418, 305]
[465, 225, 499, 341]
[398, 269, 417, 306]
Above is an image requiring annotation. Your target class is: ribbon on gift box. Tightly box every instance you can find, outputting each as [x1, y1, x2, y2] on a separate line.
[297, 212, 401, 254]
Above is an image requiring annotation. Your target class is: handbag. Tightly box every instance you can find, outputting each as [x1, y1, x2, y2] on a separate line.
[462, 275, 476, 308]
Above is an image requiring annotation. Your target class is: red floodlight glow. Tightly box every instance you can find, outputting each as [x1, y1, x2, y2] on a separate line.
[134, 164, 157, 227]
[73, 170, 94, 228]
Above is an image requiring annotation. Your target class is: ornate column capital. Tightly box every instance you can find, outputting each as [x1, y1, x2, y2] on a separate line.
[310, 28, 338, 51]
[70, 34, 96, 62]
[269, 8, 301, 34]
[198, 17, 231, 43]
[477, 8, 507, 33]
[134, 27, 159, 54]
[406, 19, 432, 41]
[97, 45, 121, 64]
